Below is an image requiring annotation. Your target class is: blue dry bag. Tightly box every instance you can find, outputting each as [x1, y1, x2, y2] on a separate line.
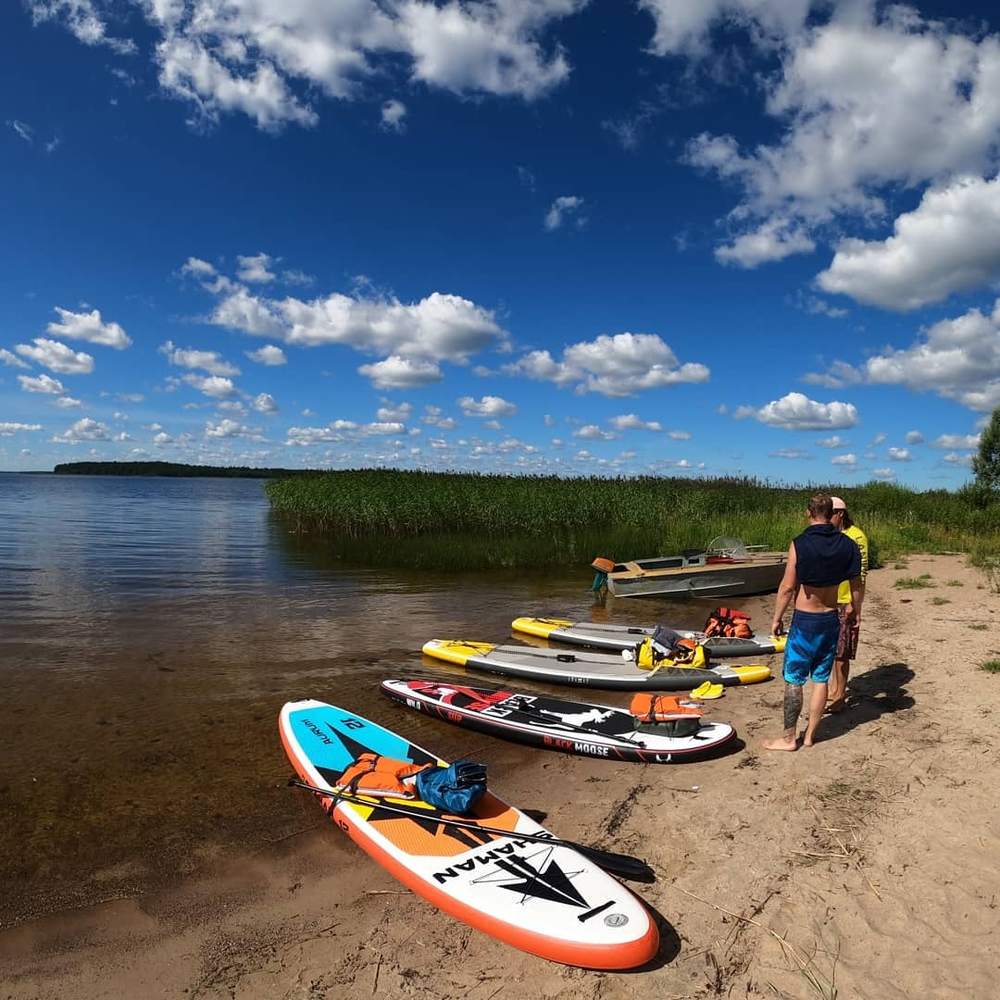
[416, 761, 487, 815]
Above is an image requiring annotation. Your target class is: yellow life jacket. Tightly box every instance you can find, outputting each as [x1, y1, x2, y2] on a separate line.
[636, 636, 706, 670]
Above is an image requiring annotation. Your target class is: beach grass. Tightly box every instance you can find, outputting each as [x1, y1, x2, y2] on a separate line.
[895, 575, 936, 589]
[969, 548, 1000, 593]
[265, 470, 1000, 570]
[980, 660, 1000, 674]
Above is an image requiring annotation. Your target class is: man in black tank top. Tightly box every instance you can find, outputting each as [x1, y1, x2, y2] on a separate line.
[764, 495, 862, 752]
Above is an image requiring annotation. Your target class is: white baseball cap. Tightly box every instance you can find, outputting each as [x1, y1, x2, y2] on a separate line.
[830, 496, 847, 511]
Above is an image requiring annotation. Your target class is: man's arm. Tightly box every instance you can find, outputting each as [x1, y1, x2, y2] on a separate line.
[849, 576, 863, 621]
[771, 543, 798, 635]
[843, 536, 863, 620]
[854, 530, 869, 618]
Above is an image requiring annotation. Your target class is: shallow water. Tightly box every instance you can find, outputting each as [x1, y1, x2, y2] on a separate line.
[0, 473, 718, 926]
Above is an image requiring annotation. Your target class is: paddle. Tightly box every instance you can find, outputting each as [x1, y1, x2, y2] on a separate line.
[288, 777, 654, 882]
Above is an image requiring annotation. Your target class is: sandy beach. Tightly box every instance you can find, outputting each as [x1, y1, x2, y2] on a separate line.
[3, 553, 999, 999]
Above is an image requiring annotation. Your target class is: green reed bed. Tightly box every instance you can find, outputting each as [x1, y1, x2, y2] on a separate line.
[265, 470, 1000, 571]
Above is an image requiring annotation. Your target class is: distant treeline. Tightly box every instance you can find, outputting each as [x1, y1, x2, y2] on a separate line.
[54, 461, 322, 479]
[265, 468, 1000, 570]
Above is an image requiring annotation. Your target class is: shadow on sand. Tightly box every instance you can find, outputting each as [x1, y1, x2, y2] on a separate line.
[820, 661, 915, 742]
[627, 897, 683, 972]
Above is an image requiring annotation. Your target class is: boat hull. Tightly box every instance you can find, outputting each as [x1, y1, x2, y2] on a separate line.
[607, 559, 786, 599]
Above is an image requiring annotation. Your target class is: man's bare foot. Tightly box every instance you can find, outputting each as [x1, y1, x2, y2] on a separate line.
[763, 736, 799, 752]
[825, 699, 846, 714]
[802, 735, 816, 748]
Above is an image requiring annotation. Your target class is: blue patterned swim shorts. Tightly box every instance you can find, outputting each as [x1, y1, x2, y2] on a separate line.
[782, 610, 840, 685]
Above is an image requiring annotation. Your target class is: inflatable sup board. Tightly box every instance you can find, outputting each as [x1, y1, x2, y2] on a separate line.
[513, 617, 786, 658]
[423, 640, 771, 690]
[381, 679, 737, 763]
[280, 700, 659, 969]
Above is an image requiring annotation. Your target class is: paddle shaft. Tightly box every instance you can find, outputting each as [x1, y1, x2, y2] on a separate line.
[288, 778, 653, 881]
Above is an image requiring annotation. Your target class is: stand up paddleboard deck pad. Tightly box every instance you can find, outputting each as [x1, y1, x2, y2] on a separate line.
[424, 640, 771, 691]
[513, 617, 786, 658]
[279, 700, 658, 969]
[382, 679, 737, 763]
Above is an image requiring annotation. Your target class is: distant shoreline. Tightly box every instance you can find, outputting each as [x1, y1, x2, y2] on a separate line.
[52, 461, 321, 479]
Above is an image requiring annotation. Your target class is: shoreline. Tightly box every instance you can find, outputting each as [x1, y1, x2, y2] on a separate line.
[4, 553, 1000, 998]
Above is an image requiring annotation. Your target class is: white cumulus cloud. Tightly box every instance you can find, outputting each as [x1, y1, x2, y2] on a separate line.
[458, 395, 518, 418]
[932, 433, 981, 450]
[204, 266, 507, 382]
[887, 447, 911, 462]
[505, 332, 709, 397]
[639, 0, 813, 57]
[545, 195, 586, 231]
[52, 416, 110, 443]
[806, 296, 1000, 413]
[817, 176, 1000, 311]
[0, 348, 31, 369]
[715, 217, 815, 268]
[236, 252, 276, 284]
[736, 392, 858, 430]
[574, 424, 617, 441]
[205, 418, 262, 440]
[47, 307, 131, 349]
[381, 98, 407, 132]
[610, 414, 663, 432]
[15, 338, 94, 374]
[682, 6, 1000, 277]
[831, 452, 858, 467]
[0, 422, 43, 435]
[245, 344, 287, 366]
[252, 392, 278, 414]
[378, 401, 413, 422]
[181, 373, 238, 399]
[35, 1, 584, 131]
[159, 340, 240, 376]
[18, 373, 66, 395]
[24, 0, 134, 53]
[358, 355, 442, 389]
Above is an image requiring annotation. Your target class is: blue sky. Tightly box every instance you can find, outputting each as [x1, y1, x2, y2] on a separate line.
[2, 0, 998, 487]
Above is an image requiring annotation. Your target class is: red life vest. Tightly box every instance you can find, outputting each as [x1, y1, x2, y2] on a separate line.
[703, 607, 753, 639]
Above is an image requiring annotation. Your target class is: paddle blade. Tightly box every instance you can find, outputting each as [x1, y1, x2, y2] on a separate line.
[569, 842, 656, 883]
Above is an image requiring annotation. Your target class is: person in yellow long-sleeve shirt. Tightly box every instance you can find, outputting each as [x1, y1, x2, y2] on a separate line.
[827, 496, 868, 713]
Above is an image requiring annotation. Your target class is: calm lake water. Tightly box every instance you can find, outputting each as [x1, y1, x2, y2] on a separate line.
[0, 473, 713, 926]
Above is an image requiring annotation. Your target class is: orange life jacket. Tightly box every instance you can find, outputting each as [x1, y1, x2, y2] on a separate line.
[629, 693, 704, 723]
[629, 694, 704, 736]
[336, 753, 429, 799]
[703, 607, 753, 639]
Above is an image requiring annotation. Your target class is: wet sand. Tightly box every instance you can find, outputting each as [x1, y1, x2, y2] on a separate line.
[4, 555, 1000, 998]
